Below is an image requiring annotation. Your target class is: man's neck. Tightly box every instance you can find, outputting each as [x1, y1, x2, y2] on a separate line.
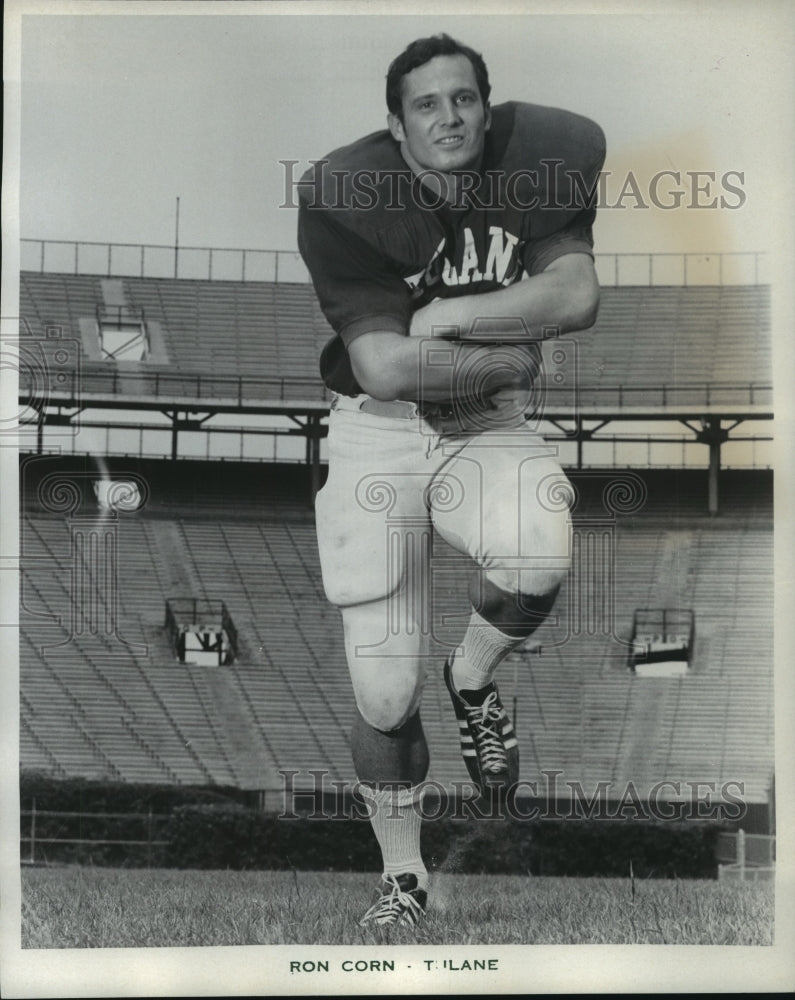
[398, 142, 481, 207]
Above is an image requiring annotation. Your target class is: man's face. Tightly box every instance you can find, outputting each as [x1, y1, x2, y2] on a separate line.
[388, 54, 491, 175]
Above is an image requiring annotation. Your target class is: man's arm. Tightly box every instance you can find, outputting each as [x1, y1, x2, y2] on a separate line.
[348, 331, 535, 403]
[350, 253, 599, 403]
[409, 252, 599, 342]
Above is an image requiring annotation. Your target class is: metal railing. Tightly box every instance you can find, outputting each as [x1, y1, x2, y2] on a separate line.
[21, 238, 768, 287]
[18, 365, 331, 405]
[594, 251, 767, 287]
[576, 382, 772, 409]
[716, 829, 775, 882]
[21, 803, 170, 866]
[165, 597, 238, 662]
[96, 304, 146, 327]
[21, 238, 310, 284]
[17, 366, 770, 410]
[716, 829, 776, 867]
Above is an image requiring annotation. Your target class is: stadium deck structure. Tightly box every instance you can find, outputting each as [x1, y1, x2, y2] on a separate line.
[18, 257, 771, 511]
[16, 245, 775, 822]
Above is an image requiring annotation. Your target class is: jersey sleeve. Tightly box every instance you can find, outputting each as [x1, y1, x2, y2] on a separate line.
[512, 102, 605, 277]
[522, 209, 596, 276]
[297, 202, 413, 346]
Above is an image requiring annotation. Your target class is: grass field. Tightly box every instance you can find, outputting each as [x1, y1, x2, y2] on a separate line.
[21, 867, 774, 948]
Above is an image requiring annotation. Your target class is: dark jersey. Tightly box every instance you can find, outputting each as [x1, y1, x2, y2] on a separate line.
[297, 101, 606, 395]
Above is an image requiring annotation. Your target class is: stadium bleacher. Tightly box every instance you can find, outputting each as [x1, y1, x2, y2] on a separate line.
[17, 264, 774, 813]
[19, 272, 770, 409]
[19, 457, 774, 804]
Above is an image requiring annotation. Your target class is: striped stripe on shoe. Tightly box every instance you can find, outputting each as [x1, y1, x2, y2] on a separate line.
[444, 659, 519, 793]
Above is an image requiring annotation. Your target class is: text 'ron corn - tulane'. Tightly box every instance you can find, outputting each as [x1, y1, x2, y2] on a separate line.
[289, 957, 500, 973]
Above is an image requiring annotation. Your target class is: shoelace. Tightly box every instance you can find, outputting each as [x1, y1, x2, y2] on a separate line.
[360, 874, 424, 925]
[466, 690, 507, 773]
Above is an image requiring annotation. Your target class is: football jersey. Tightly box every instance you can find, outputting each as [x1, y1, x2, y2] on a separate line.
[297, 101, 606, 395]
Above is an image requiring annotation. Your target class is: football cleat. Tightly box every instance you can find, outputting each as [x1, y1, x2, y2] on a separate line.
[359, 873, 427, 928]
[444, 659, 519, 794]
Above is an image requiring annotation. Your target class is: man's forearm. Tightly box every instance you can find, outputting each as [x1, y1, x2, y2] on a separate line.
[350, 332, 535, 404]
[411, 258, 599, 342]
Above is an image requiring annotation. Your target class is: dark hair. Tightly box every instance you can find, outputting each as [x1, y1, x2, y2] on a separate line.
[385, 33, 491, 119]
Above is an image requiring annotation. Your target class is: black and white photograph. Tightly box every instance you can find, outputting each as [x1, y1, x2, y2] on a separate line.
[1, 1, 794, 996]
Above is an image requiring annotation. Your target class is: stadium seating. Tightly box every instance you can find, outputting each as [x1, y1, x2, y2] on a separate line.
[20, 273, 103, 340]
[17, 266, 773, 810]
[19, 461, 773, 805]
[19, 273, 770, 408]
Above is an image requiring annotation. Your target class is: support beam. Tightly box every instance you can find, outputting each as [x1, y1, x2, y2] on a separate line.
[170, 410, 179, 461]
[708, 434, 720, 516]
[560, 417, 609, 470]
[693, 417, 731, 516]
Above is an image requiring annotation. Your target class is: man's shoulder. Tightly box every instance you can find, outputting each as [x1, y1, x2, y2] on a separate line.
[298, 130, 408, 204]
[485, 101, 606, 235]
[488, 100, 606, 173]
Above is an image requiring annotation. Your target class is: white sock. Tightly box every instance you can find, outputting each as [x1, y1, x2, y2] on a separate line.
[358, 784, 428, 889]
[450, 608, 522, 694]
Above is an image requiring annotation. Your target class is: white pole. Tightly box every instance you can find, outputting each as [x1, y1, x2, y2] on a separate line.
[174, 197, 180, 278]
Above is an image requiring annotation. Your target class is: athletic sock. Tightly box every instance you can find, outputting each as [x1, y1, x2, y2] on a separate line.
[450, 608, 523, 698]
[358, 783, 428, 890]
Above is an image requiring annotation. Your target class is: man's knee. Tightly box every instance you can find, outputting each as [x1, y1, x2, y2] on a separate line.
[475, 479, 572, 597]
[481, 567, 566, 602]
[518, 560, 570, 598]
[354, 682, 423, 733]
[321, 563, 402, 608]
[483, 523, 571, 596]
